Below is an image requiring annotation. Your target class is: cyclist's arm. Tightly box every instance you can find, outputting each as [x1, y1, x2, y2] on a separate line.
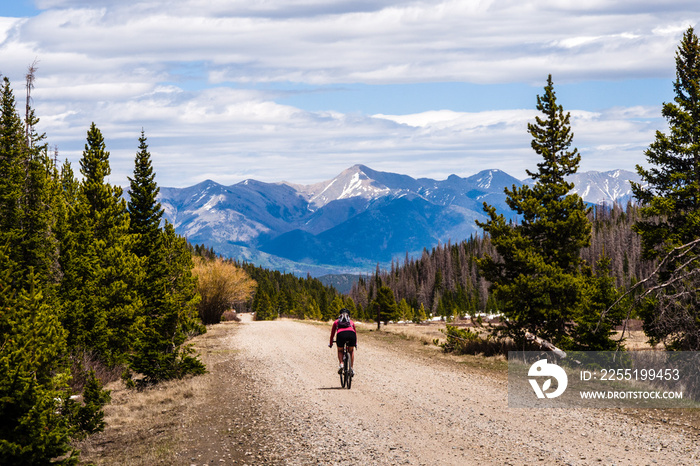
[329, 321, 337, 346]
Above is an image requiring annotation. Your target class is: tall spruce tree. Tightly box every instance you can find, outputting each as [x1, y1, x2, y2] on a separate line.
[129, 224, 205, 384]
[127, 130, 163, 258]
[19, 75, 60, 290]
[632, 27, 700, 350]
[0, 78, 27, 282]
[126, 132, 205, 384]
[477, 75, 595, 348]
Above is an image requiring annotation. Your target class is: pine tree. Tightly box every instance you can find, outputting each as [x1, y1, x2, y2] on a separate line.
[0, 265, 78, 464]
[127, 130, 163, 258]
[0, 77, 27, 284]
[373, 286, 398, 329]
[397, 298, 413, 323]
[123, 132, 205, 383]
[329, 296, 345, 318]
[568, 257, 625, 350]
[254, 290, 274, 320]
[18, 75, 60, 290]
[59, 123, 143, 365]
[477, 75, 593, 347]
[415, 303, 428, 324]
[0, 77, 108, 464]
[632, 27, 700, 350]
[129, 224, 205, 384]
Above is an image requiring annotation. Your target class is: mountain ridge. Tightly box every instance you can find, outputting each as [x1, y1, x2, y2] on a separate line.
[158, 165, 643, 275]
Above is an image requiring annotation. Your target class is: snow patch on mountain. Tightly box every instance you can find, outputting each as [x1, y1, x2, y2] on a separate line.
[476, 170, 497, 189]
[202, 194, 224, 211]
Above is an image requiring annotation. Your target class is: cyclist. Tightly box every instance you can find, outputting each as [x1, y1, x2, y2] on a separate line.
[328, 308, 357, 376]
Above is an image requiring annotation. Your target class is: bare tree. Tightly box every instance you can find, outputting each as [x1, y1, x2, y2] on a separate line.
[25, 59, 39, 147]
[599, 238, 700, 349]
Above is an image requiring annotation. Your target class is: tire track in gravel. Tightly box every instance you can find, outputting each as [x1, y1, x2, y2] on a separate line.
[227, 317, 700, 465]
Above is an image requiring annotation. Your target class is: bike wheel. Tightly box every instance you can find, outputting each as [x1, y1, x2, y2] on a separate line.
[340, 352, 348, 388]
[346, 365, 352, 390]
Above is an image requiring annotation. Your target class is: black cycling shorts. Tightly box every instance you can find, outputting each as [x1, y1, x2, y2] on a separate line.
[336, 330, 357, 348]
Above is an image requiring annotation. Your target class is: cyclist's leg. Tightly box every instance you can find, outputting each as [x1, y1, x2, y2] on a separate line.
[337, 347, 344, 366]
[337, 332, 349, 367]
[348, 332, 357, 370]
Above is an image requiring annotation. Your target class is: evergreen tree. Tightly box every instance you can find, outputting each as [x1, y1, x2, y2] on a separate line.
[17, 72, 59, 289]
[632, 27, 700, 350]
[0, 77, 109, 464]
[567, 257, 625, 350]
[64, 370, 111, 438]
[477, 75, 593, 347]
[372, 286, 398, 329]
[127, 130, 163, 258]
[59, 123, 143, 365]
[0, 77, 25, 260]
[125, 132, 205, 384]
[129, 224, 205, 384]
[329, 296, 345, 318]
[415, 303, 428, 324]
[0, 266, 78, 465]
[254, 290, 274, 320]
[344, 297, 357, 319]
[397, 298, 413, 323]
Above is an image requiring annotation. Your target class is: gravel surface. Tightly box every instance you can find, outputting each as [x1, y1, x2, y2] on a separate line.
[177, 316, 700, 465]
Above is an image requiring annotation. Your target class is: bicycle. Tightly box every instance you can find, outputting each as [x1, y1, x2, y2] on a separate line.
[332, 340, 354, 389]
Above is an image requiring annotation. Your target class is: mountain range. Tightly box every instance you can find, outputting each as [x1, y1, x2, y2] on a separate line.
[158, 165, 643, 276]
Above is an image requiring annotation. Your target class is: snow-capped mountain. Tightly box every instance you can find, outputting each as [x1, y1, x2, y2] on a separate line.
[567, 169, 642, 205]
[158, 165, 642, 275]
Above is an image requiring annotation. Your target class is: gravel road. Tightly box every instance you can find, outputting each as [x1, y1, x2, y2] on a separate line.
[181, 317, 700, 465]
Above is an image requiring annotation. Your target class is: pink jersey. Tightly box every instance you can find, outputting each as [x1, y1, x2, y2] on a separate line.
[329, 319, 356, 345]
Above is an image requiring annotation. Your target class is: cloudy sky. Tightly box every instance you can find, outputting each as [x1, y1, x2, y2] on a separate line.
[0, 1, 696, 188]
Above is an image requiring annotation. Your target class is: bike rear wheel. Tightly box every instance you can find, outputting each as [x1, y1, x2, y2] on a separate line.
[340, 350, 348, 388]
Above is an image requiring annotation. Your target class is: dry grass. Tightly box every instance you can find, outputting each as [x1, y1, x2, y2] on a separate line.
[381, 319, 661, 352]
[73, 325, 233, 465]
[376, 321, 449, 346]
[613, 319, 664, 351]
[74, 374, 206, 465]
[355, 320, 510, 378]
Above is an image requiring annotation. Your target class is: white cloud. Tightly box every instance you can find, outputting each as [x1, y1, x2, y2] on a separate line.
[0, 0, 692, 188]
[8, 0, 696, 84]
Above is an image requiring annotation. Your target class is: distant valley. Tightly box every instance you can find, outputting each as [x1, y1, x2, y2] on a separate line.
[158, 165, 643, 276]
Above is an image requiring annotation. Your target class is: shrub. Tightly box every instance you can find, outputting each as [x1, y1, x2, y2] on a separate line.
[220, 310, 240, 322]
[440, 325, 516, 357]
[193, 258, 256, 325]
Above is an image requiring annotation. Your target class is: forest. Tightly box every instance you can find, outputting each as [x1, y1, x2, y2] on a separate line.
[0, 69, 207, 463]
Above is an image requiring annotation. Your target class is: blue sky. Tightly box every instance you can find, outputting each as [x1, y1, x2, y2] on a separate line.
[0, 1, 695, 187]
